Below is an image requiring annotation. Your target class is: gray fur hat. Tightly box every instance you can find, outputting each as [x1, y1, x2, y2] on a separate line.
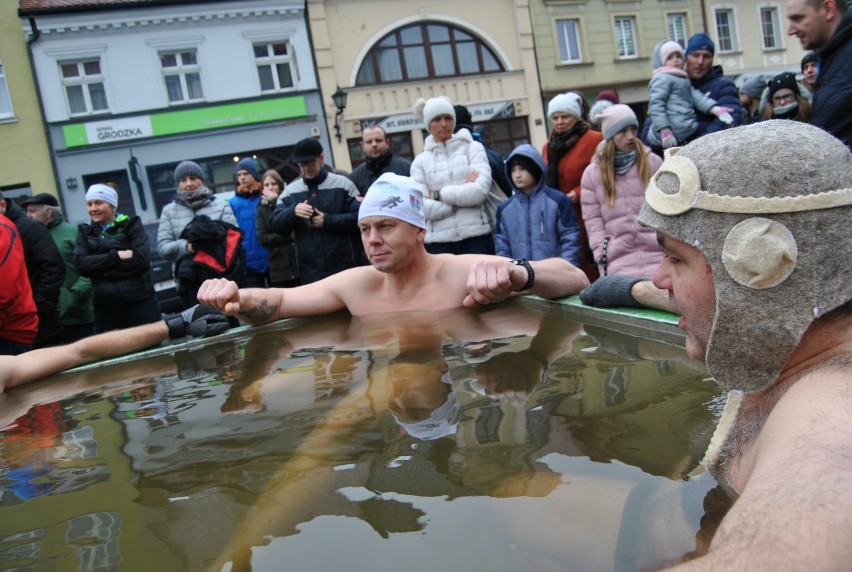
[638, 121, 852, 393]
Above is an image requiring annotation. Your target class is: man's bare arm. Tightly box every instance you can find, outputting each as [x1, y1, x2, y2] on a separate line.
[197, 276, 349, 325]
[1, 321, 170, 393]
[630, 281, 674, 312]
[463, 257, 589, 307]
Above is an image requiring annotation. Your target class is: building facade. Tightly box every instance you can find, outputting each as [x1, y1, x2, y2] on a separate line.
[702, 1, 806, 80]
[531, 0, 706, 112]
[19, 0, 331, 225]
[307, 0, 548, 169]
[531, 0, 809, 122]
[0, 0, 58, 201]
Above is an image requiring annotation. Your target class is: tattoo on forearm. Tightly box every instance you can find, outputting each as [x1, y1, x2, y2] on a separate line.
[239, 299, 279, 323]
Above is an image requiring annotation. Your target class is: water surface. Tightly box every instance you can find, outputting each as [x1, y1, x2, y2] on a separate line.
[0, 303, 729, 571]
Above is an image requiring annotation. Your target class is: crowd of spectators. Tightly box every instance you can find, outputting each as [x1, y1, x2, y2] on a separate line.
[3, 3, 849, 355]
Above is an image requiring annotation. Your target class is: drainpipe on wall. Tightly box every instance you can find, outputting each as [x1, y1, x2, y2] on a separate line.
[700, 0, 708, 33]
[25, 16, 65, 207]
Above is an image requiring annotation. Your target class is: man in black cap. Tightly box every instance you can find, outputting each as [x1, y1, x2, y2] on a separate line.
[22, 193, 95, 343]
[0, 192, 65, 348]
[269, 138, 363, 283]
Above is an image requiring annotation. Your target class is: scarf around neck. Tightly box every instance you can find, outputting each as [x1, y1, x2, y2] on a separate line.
[614, 150, 638, 175]
[236, 181, 262, 196]
[546, 121, 589, 188]
[772, 101, 800, 120]
[177, 186, 213, 210]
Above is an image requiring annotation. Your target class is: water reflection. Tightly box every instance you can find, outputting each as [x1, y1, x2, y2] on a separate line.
[0, 303, 728, 571]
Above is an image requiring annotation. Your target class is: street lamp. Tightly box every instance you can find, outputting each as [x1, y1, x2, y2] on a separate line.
[332, 86, 348, 142]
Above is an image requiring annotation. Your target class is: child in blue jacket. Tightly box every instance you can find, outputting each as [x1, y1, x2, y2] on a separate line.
[494, 144, 581, 265]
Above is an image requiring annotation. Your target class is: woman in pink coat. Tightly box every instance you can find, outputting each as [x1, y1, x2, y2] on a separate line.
[580, 105, 663, 278]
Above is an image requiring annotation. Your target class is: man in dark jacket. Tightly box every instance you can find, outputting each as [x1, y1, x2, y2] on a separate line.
[270, 138, 363, 284]
[641, 33, 742, 144]
[787, 0, 852, 149]
[0, 192, 65, 348]
[21, 193, 95, 344]
[683, 33, 743, 138]
[348, 125, 411, 196]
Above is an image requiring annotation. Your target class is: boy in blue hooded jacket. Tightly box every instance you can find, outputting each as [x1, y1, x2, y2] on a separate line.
[494, 144, 581, 266]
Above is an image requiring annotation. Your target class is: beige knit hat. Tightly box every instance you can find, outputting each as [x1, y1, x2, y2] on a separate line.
[638, 120, 852, 393]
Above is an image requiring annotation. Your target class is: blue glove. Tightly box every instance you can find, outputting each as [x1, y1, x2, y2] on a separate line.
[579, 276, 644, 308]
[166, 305, 231, 339]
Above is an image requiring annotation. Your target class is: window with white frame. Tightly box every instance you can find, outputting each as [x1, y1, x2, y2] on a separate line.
[0, 63, 13, 119]
[714, 8, 739, 52]
[160, 50, 204, 104]
[254, 42, 295, 92]
[556, 19, 583, 64]
[667, 13, 688, 47]
[760, 6, 782, 49]
[614, 16, 638, 59]
[60, 59, 109, 116]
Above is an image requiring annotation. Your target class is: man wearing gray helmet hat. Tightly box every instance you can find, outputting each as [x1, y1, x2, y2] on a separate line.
[635, 120, 851, 568]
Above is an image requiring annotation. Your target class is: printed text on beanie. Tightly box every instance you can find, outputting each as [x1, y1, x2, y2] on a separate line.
[359, 173, 427, 229]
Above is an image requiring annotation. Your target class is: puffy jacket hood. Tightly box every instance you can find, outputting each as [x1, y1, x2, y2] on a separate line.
[505, 144, 547, 195]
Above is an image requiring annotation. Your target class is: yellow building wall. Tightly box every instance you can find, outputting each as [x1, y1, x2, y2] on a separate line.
[531, 0, 706, 105]
[308, 0, 549, 168]
[0, 4, 58, 199]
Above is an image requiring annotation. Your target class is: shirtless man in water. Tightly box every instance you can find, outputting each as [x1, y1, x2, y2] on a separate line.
[198, 173, 589, 323]
[633, 120, 852, 569]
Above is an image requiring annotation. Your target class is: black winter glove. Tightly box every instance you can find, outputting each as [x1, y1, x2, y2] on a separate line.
[166, 305, 232, 340]
[579, 276, 644, 309]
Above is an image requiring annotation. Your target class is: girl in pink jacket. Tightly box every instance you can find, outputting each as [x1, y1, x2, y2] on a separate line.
[580, 105, 663, 279]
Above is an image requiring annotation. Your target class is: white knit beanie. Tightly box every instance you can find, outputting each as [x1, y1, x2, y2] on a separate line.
[359, 173, 427, 229]
[85, 183, 118, 207]
[414, 96, 456, 127]
[547, 92, 583, 119]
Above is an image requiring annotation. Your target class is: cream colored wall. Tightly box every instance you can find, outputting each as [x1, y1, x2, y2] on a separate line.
[0, 5, 58, 198]
[531, 0, 706, 104]
[309, 0, 548, 169]
[704, 1, 806, 78]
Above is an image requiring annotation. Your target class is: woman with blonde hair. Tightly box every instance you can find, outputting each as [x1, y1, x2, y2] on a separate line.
[580, 105, 663, 278]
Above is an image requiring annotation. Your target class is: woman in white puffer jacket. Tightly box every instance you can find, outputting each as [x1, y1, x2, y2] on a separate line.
[410, 96, 495, 254]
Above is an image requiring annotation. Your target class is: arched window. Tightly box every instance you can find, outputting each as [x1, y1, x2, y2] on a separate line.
[356, 23, 503, 86]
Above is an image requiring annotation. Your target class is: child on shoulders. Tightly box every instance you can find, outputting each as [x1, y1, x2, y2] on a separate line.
[494, 144, 581, 265]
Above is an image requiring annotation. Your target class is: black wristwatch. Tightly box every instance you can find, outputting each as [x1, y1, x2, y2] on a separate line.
[510, 259, 535, 291]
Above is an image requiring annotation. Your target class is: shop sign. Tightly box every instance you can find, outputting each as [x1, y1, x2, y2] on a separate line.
[63, 95, 307, 148]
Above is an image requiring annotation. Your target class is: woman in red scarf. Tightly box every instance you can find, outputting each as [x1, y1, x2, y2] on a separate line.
[542, 92, 603, 282]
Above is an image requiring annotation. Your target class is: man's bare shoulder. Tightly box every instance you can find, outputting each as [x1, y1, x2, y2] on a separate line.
[682, 362, 852, 570]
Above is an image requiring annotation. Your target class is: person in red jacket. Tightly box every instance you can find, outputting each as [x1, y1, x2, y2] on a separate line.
[0, 213, 39, 355]
[542, 92, 604, 282]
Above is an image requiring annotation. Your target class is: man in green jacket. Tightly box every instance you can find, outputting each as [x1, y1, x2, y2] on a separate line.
[22, 193, 95, 343]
